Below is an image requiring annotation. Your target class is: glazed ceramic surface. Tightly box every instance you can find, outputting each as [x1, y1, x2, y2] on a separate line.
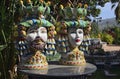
[15, 0, 60, 70]
[56, 2, 91, 65]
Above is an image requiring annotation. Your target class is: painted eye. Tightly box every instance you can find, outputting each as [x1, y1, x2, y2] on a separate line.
[78, 31, 82, 34]
[41, 30, 47, 33]
[77, 29, 83, 34]
[39, 27, 47, 33]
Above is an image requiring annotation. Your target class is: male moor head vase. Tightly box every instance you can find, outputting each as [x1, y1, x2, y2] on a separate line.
[15, 0, 57, 70]
[16, 19, 56, 70]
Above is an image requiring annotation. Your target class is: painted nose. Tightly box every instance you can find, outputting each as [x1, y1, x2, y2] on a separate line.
[36, 36, 41, 39]
[34, 36, 41, 41]
[76, 32, 79, 38]
[35, 36, 45, 43]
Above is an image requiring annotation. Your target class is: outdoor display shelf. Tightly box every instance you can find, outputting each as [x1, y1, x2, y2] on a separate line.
[18, 61, 97, 79]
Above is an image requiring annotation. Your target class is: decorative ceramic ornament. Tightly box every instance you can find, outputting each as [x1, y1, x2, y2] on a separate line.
[56, 2, 90, 65]
[56, 21, 87, 66]
[15, 0, 59, 70]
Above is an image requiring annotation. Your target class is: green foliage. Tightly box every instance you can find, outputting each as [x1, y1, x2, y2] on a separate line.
[113, 27, 120, 44]
[0, 0, 23, 79]
[102, 26, 120, 45]
[101, 32, 114, 44]
[90, 21, 101, 38]
[111, 0, 119, 3]
[0, 44, 18, 79]
[90, 8, 101, 17]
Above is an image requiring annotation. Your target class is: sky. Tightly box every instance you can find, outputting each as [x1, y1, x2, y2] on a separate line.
[96, 2, 118, 20]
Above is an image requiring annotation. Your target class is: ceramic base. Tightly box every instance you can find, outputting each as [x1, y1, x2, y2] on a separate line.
[18, 63, 48, 70]
[59, 59, 86, 66]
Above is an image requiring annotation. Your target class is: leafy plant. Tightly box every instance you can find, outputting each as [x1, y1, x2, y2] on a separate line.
[90, 21, 101, 38]
[111, 0, 120, 23]
[113, 27, 120, 44]
[102, 26, 120, 45]
[101, 32, 114, 44]
[0, 0, 22, 79]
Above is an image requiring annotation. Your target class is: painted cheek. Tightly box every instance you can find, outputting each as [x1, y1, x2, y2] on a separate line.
[80, 34, 83, 41]
[70, 33, 76, 39]
[37, 27, 47, 41]
[70, 34, 77, 43]
[39, 33, 48, 42]
[26, 33, 37, 41]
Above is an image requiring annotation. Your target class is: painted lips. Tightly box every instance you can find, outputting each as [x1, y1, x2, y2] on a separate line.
[75, 39, 80, 42]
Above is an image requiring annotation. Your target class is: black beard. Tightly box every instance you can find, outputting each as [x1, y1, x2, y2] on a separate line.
[30, 37, 46, 50]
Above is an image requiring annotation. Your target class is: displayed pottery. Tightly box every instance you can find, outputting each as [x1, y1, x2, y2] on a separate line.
[15, 0, 58, 70]
[56, 2, 91, 65]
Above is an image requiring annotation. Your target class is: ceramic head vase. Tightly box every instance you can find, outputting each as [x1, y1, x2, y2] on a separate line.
[56, 21, 89, 65]
[56, 2, 90, 65]
[15, 0, 57, 70]
[16, 19, 56, 70]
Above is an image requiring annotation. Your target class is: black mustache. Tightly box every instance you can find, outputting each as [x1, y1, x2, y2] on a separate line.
[33, 37, 45, 43]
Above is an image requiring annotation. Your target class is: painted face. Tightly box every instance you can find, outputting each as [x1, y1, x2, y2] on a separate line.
[68, 28, 83, 47]
[26, 27, 47, 50]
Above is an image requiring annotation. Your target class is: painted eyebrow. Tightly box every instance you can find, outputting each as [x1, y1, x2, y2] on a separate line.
[39, 27, 47, 31]
[27, 29, 37, 33]
[78, 29, 83, 32]
[69, 28, 76, 30]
